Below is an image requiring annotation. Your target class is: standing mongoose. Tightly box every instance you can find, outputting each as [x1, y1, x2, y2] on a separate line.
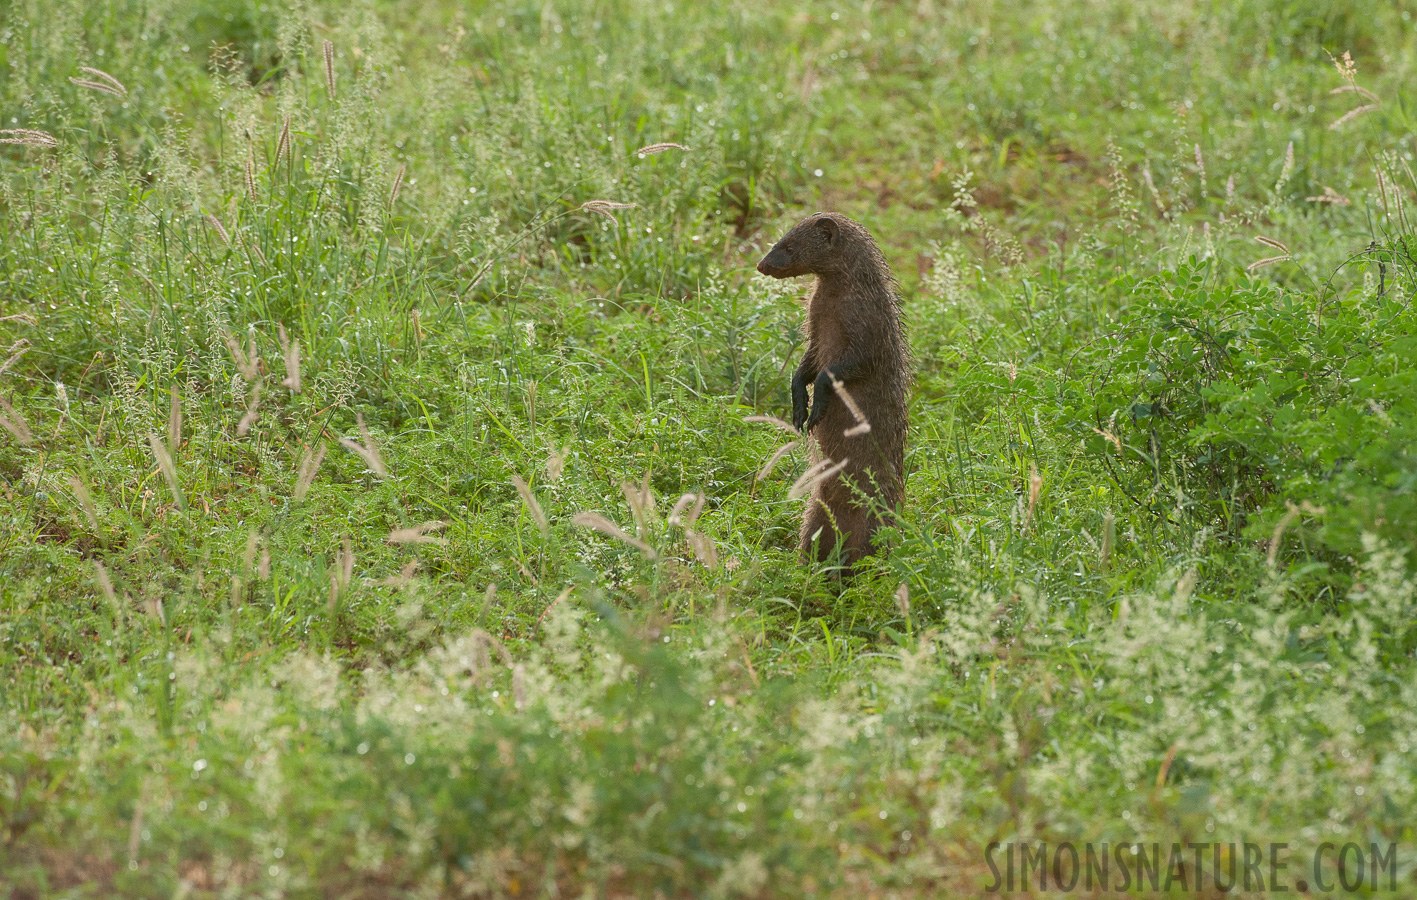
[756, 212, 911, 566]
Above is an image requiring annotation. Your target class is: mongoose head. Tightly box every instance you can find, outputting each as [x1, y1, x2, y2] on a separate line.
[756, 213, 848, 279]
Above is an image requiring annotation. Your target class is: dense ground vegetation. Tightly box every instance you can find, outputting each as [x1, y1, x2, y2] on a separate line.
[1, 0, 1415, 896]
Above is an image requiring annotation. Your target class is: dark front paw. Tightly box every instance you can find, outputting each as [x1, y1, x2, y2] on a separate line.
[805, 370, 834, 431]
[792, 389, 809, 432]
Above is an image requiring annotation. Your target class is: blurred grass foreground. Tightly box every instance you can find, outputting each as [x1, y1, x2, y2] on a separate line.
[2, 0, 1416, 896]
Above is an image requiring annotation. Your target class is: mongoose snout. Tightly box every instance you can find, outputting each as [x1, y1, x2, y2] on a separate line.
[756, 212, 912, 567]
[757, 240, 803, 278]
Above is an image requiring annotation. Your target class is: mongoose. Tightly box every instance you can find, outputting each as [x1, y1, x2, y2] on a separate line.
[756, 212, 911, 566]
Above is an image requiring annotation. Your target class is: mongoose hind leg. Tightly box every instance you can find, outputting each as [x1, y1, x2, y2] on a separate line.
[840, 512, 876, 566]
[801, 495, 877, 568]
[800, 498, 839, 563]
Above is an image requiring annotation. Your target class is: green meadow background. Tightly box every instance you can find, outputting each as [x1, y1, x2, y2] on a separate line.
[1, 0, 1416, 895]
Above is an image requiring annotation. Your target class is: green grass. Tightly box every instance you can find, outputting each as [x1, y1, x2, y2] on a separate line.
[2, 0, 1416, 896]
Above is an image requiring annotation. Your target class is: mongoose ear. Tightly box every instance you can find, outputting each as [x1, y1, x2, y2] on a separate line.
[815, 216, 839, 245]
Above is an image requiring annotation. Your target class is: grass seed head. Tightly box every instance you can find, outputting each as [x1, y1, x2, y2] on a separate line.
[1248, 236, 1293, 272]
[743, 414, 799, 436]
[205, 213, 231, 246]
[244, 155, 257, 202]
[0, 396, 34, 445]
[1330, 83, 1380, 102]
[147, 433, 186, 510]
[323, 40, 337, 100]
[789, 457, 848, 501]
[634, 142, 690, 157]
[1273, 141, 1295, 194]
[278, 324, 301, 393]
[70, 65, 128, 97]
[0, 339, 30, 377]
[1246, 254, 1290, 273]
[144, 591, 165, 625]
[511, 475, 549, 539]
[329, 536, 355, 612]
[276, 114, 291, 165]
[1024, 464, 1042, 534]
[68, 475, 98, 530]
[571, 512, 656, 558]
[755, 440, 799, 482]
[81, 66, 127, 94]
[222, 328, 261, 382]
[1329, 104, 1378, 130]
[242, 530, 259, 574]
[0, 129, 58, 147]
[339, 413, 388, 478]
[545, 445, 568, 483]
[621, 480, 654, 533]
[388, 521, 448, 545]
[93, 560, 117, 605]
[167, 386, 182, 452]
[581, 199, 637, 224]
[687, 530, 718, 568]
[245, 236, 268, 267]
[237, 384, 262, 437]
[390, 163, 406, 207]
[294, 442, 327, 501]
[70, 79, 125, 96]
[829, 374, 870, 437]
[379, 560, 419, 588]
[667, 493, 698, 526]
[682, 493, 706, 530]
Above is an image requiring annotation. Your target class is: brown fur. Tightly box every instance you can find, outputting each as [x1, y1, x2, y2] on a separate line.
[757, 213, 911, 566]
